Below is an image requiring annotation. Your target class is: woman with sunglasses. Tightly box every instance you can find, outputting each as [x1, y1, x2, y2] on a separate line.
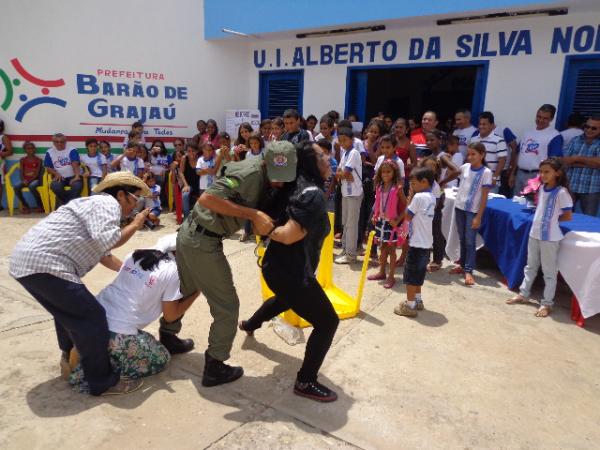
[10, 172, 151, 396]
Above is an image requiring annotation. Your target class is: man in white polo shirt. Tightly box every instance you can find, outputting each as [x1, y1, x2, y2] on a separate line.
[453, 109, 478, 159]
[469, 111, 507, 193]
[510, 104, 563, 196]
[44, 133, 83, 205]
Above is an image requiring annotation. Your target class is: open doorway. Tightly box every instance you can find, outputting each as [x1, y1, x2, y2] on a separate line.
[345, 62, 488, 129]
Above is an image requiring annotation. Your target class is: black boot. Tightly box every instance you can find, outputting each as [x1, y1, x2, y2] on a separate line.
[202, 351, 243, 387]
[159, 331, 194, 355]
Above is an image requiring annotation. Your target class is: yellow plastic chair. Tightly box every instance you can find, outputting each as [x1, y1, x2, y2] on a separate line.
[5, 163, 50, 215]
[47, 165, 89, 211]
[257, 213, 375, 327]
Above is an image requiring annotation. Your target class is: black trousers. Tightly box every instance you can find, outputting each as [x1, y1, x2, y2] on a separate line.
[17, 274, 119, 395]
[432, 193, 446, 264]
[245, 269, 339, 383]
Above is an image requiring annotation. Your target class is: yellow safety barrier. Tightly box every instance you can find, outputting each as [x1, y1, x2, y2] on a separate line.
[5, 164, 50, 215]
[257, 212, 375, 327]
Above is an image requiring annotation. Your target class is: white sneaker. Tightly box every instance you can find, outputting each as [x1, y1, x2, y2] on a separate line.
[334, 254, 356, 264]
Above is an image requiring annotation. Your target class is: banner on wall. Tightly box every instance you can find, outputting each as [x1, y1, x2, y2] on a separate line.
[0, 60, 191, 142]
[225, 109, 261, 139]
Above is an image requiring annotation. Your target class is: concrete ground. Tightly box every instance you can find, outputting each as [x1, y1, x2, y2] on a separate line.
[1, 211, 600, 450]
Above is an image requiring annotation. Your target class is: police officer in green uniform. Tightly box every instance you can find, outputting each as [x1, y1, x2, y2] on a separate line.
[175, 141, 298, 387]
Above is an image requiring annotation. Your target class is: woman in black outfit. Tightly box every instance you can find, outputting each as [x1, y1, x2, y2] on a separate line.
[181, 142, 200, 218]
[239, 141, 340, 402]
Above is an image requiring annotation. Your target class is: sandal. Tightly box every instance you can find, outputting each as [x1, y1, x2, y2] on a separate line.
[464, 273, 475, 286]
[506, 295, 527, 305]
[535, 306, 552, 317]
[383, 278, 396, 289]
[448, 266, 464, 275]
[427, 262, 441, 272]
[367, 273, 386, 281]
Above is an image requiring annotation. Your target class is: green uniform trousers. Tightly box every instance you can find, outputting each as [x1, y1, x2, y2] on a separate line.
[174, 218, 240, 361]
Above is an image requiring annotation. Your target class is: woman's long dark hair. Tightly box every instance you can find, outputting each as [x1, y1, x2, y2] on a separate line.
[132, 249, 171, 271]
[540, 157, 570, 192]
[296, 141, 325, 189]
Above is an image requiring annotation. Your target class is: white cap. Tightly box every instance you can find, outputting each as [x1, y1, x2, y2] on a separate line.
[154, 233, 177, 253]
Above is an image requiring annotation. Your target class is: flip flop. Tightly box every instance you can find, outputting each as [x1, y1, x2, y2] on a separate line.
[535, 306, 552, 317]
[427, 262, 441, 272]
[448, 266, 464, 275]
[383, 279, 396, 289]
[506, 295, 526, 305]
[367, 273, 386, 281]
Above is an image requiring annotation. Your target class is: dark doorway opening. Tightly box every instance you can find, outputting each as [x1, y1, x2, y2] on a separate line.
[346, 62, 488, 129]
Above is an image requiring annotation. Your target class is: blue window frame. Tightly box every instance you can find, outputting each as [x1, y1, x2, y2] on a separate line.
[557, 55, 600, 129]
[344, 61, 489, 124]
[259, 70, 304, 119]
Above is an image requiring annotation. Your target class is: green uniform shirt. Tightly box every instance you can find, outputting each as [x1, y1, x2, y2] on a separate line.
[191, 157, 266, 237]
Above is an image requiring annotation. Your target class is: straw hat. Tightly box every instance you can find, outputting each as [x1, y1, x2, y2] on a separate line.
[92, 171, 151, 197]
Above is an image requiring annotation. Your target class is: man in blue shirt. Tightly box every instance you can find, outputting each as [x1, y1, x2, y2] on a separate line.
[563, 116, 600, 216]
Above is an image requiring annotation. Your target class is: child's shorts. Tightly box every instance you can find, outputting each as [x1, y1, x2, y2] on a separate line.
[150, 207, 162, 217]
[403, 246, 430, 286]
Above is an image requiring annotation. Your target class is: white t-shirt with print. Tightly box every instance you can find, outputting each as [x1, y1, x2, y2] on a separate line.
[374, 154, 405, 179]
[245, 150, 263, 160]
[196, 156, 216, 190]
[145, 184, 161, 210]
[453, 125, 478, 158]
[517, 127, 562, 171]
[96, 253, 181, 335]
[44, 147, 80, 178]
[340, 147, 363, 197]
[150, 153, 171, 176]
[81, 153, 107, 178]
[530, 186, 573, 241]
[446, 152, 464, 188]
[120, 156, 144, 175]
[407, 191, 436, 249]
[454, 163, 493, 213]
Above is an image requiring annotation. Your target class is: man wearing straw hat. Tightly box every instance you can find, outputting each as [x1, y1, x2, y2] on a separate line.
[174, 141, 298, 387]
[10, 172, 151, 396]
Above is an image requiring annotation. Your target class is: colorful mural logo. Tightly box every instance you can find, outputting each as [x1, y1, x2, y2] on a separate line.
[0, 58, 67, 122]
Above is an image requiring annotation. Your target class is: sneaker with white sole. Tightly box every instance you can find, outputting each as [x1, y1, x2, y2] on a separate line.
[334, 254, 356, 264]
[394, 301, 418, 318]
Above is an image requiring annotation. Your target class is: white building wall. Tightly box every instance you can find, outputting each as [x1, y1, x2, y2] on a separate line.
[0, 0, 253, 148]
[248, 9, 600, 139]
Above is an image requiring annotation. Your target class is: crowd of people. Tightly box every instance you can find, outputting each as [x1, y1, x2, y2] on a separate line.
[4, 103, 600, 401]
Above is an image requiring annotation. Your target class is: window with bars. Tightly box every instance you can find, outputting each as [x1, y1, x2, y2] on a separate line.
[259, 70, 303, 119]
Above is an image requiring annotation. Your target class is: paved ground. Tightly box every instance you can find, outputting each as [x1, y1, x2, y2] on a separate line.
[1, 211, 599, 450]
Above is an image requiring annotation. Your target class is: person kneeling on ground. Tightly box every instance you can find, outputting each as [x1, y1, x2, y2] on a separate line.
[9, 172, 152, 395]
[69, 234, 199, 391]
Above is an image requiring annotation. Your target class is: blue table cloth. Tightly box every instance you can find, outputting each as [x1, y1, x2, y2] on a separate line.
[478, 198, 600, 289]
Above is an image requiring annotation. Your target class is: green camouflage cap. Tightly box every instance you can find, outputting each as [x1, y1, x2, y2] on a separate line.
[264, 140, 297, 182]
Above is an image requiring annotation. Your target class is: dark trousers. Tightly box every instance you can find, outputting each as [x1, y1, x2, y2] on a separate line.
[334, 185, 342, 234]
[14, 178, 43, 208]
[245, 269, 339, 383]
[573, 192, 600, 217]
[432, 193, 446, 264]
[50, 177, 83, 205]
[357, 179, 374, 248]
[16, 274, 119, 395]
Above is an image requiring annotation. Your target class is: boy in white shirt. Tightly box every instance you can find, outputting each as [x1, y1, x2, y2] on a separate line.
[80, 138, 107, 193]
[334, 127, 363, 264]
[196, 143, 218, 194]
[113, 142, 145, 177]
[395, 167, 436, 318]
